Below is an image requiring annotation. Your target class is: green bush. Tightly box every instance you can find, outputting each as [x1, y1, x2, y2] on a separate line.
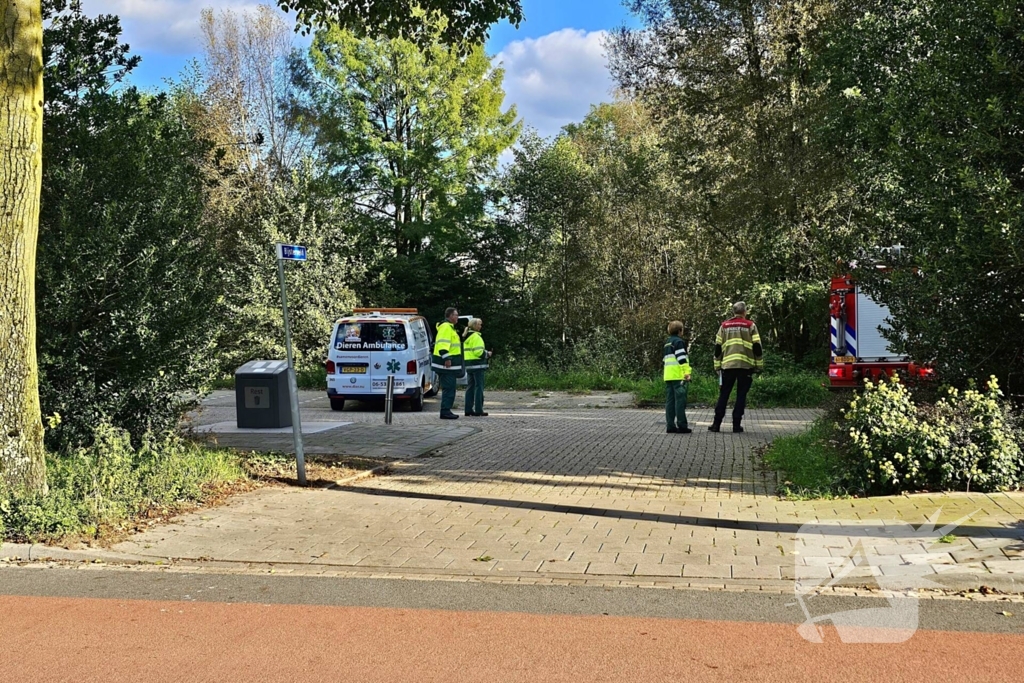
[843, 377, 1022, 494]
[38, 5, 223, 451]
[0, 423, 245, 543]
[926, 384, 1022, 491]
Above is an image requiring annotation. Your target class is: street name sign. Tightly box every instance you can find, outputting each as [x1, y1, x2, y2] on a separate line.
[277, 243, 308, 261]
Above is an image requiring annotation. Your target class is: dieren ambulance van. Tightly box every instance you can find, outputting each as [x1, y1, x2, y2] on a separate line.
[325, 309, 436, 412]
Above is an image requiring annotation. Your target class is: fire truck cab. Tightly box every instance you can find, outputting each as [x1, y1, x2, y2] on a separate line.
[828, 274, 933, 388]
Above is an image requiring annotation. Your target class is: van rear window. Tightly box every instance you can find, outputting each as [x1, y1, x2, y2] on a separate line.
[335, 322, 408, 352]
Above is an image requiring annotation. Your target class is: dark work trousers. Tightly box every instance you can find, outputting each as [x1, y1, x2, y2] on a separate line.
[465, 369, 486, 415]
[713, 369, 754, 429]
[665, 380, 689, 430]
[440, 373, 458, 415]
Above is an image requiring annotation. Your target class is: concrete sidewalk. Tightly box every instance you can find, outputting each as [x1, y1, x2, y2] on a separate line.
[6, 392, 1022, 595]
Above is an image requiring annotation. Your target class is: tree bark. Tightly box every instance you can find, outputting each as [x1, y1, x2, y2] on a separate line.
[0, 0, 46, 492]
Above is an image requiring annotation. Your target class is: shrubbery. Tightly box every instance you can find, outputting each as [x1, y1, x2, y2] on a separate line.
[844, 377, 1022, 494]
[0, 424, 245, 543]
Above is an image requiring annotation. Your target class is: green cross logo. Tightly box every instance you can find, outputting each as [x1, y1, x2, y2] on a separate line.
[386, 359, 401, 373]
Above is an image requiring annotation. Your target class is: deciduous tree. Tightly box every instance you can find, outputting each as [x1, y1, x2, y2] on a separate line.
[0, 0, 46, 492]
[286, 22, 519, 314]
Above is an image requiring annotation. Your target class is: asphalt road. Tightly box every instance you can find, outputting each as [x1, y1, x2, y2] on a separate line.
[2, 567, 1022, 682]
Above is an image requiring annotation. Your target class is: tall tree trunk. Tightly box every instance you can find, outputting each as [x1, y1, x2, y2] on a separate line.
[0, 0, 46, 492]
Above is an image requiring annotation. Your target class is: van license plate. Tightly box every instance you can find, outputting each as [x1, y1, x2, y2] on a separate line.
[341, 366, 367, 374]
[834, 356, 856, 364]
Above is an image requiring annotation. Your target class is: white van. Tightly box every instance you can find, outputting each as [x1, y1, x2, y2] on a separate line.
[325, 309, 437, 412]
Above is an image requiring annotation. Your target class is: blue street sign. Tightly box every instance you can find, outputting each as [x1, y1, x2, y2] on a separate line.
[276, 243, 308, 261]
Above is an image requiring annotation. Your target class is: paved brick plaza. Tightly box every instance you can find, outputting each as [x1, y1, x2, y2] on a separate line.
[87, 391, 1024, 593]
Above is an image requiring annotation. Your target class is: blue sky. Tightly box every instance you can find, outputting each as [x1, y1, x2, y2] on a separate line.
[80, 0, 639, 139]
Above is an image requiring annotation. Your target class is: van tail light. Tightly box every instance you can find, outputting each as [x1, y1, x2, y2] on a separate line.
[326, 360, 336, 375]
[406, 360, 417, 375]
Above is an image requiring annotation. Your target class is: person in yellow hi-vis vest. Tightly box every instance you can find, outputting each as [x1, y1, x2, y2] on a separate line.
[462, 318, 492, 417]
[710, 302, 764, 433]
[663, 321, 693, 434]
[431, 307, 464, 420]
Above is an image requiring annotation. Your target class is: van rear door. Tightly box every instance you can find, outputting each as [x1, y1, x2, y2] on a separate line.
[334, 321, 410, 393]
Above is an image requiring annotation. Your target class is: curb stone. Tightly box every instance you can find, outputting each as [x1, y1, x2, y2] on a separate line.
[0, 543, 154, 565]
[3, 551, 1023, 599]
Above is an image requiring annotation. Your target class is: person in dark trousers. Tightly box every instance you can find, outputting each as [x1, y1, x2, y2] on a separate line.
[710, 302, 764, 433]
[431, 307, 464, 420]
[462, 318, 492, 416]
[663, 320, 692, 434]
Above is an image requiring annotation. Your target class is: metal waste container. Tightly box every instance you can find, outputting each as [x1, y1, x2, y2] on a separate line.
[235, 360, 292, 429]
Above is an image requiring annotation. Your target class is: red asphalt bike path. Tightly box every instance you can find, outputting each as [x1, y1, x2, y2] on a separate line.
[1, 595, 1021, 682]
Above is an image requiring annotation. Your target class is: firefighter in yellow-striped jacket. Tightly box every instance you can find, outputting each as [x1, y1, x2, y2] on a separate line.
[709, 302, 764, 433]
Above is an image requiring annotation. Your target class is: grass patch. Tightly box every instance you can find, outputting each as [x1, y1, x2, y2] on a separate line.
[0, 425, 248, 545]
[760, 418, 849, 499]
[488, 360, 827, 409]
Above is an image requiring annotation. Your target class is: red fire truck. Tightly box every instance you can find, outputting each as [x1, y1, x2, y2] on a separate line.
[828, 273, 934, 388]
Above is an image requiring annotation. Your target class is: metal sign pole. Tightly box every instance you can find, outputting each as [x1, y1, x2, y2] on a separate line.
[277, 252, 307, 486]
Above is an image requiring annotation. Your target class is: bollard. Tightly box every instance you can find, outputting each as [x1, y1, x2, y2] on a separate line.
[385, 375, 395, 425]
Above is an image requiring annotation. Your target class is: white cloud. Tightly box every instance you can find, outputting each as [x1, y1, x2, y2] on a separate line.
[495, 28, 614, 140]
[82, 0, 272, 56]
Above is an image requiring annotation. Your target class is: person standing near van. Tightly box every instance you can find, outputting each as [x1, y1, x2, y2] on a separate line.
[663, 321, 693, 434]
[462, 319, 492, 417]
[432, 307, 464, 420]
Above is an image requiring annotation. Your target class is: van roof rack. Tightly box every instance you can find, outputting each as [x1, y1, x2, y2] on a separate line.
[351, 308, 418, 314]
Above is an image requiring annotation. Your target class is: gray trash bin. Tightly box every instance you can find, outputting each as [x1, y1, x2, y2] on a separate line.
[235, 360, 292, 429]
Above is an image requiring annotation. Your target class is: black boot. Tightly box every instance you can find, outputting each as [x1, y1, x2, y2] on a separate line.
[708, 425, 721, 433]
[441, 412, 460, 420]
[733, 426, 744, 433]
[678, 427, 692, 434]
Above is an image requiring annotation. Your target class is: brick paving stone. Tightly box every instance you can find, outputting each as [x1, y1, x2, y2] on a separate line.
[683, 565, 732, 579]
[634, 563, 683, 578]
[730, 565, 782, 580]
[983, 560, 1024, 573]
[400, 558, 452, 570]
[540, 561, 590, 574]
[585, 563, 637, 576]
[492, 560, 545, 573]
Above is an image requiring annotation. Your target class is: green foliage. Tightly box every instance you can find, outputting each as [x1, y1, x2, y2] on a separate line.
[38, 1, 222, 450]
[277, 0, 523, 46]
[503, 103, 716, 369]
[0, 424, 244, 543]
[843, 377, 1022, 493]
[817, 0, 1024, 390]
[213, 168, 361, 372]
[609, 1, 856, 364]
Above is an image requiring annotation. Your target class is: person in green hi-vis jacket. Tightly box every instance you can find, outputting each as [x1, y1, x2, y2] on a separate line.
[431, 307, 464, 420]
[663, 320, 693, 434]
[462, 318, 492, 416]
